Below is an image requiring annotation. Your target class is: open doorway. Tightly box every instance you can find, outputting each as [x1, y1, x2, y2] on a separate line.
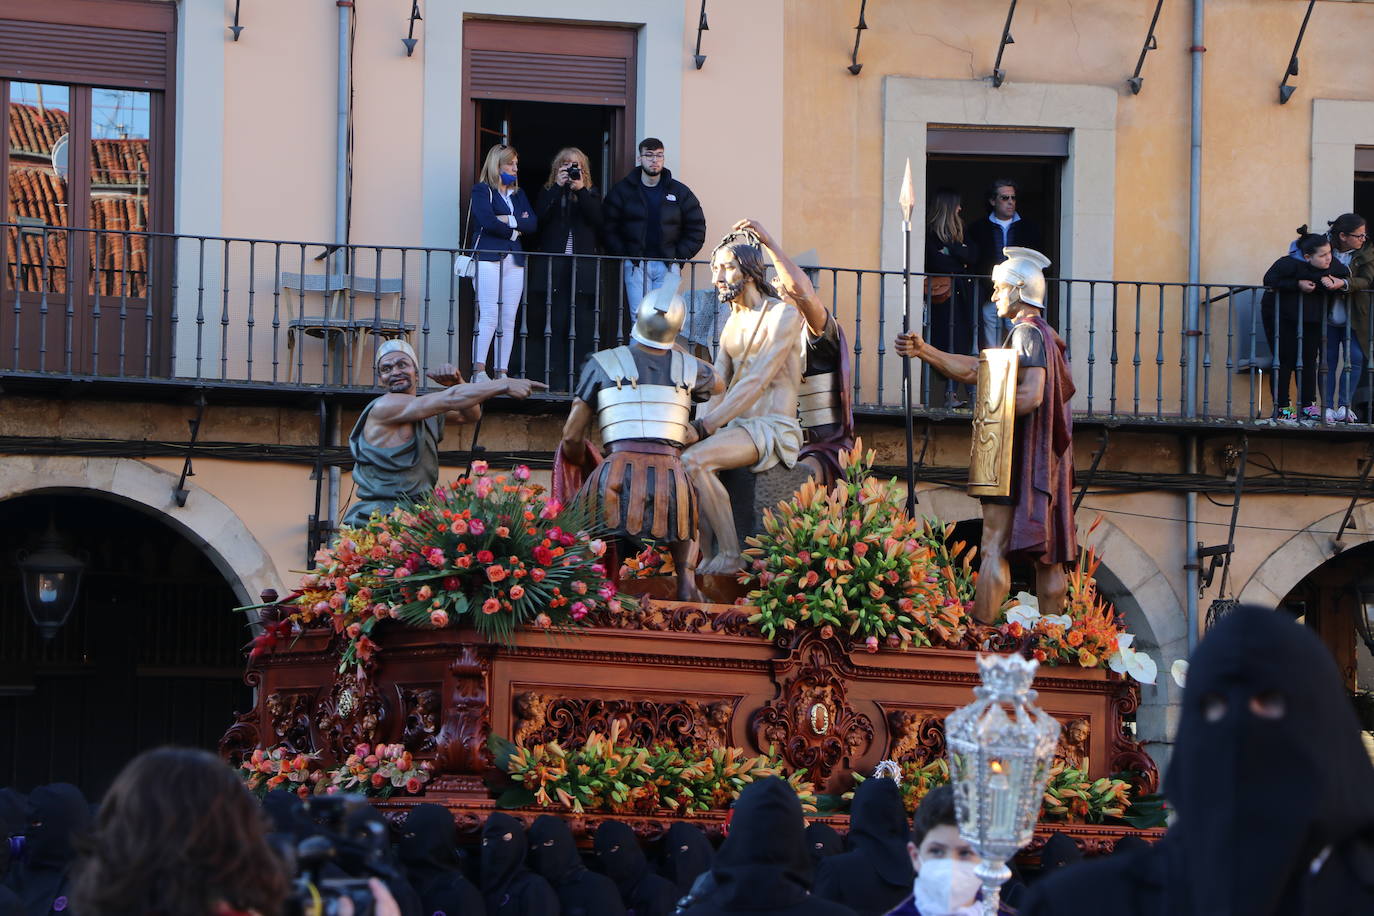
[1355, 168, 1374, 229]
[0, 492, 249, 796]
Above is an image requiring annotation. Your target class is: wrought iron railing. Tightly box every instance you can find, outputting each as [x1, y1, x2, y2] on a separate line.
[2, 222, 1370, 427]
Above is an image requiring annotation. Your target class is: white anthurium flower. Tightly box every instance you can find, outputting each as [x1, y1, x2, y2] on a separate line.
[1012, 591, 1039, 610]
[1006, 603, 1042, 629]
[1108, 639, 1159, 685]
[1171, 658, 1189, 689]
[1041, 614, 1074, 630]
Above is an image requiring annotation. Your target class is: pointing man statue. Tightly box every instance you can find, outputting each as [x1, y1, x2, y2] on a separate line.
[896, 248, 1076, 624]
[343, 340, 544, 527]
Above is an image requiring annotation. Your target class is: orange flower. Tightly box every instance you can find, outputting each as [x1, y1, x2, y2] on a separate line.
[482, 597, 501, 615]
[1066, 629, 1084, 647]
[486, 565, 508, 583]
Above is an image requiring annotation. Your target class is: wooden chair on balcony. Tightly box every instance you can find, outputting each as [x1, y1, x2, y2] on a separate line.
[281, 271, 411, 383]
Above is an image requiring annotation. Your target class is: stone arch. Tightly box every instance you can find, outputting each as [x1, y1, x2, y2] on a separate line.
[1235, 506, 1365, 611]
[0, 456, 278, 605]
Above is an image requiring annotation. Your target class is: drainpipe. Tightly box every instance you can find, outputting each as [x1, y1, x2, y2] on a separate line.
[328, 0, 352, 532]
[1184, 0, 1206, 651]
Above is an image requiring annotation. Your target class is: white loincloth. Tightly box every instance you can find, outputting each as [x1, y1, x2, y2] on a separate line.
[724, 414, 803, 473]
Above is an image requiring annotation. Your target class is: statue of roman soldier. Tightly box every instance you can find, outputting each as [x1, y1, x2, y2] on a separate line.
[896, 247, 1076, 624]
[558, 286, 722, 601]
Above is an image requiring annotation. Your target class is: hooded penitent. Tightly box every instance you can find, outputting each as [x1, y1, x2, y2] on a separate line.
[398, 804, 484, 916]
[8, 783, 88, 916]
[593, 820, 679, 916]
[658, 821, 714, 896]
[527, 814, 624, 916]
[480, 812, 558, 916]
[1020, 606, 1374, 916]
[804, 823, 844, 869]
[684, 777, 856, 916]
[1036, 834, 1083, 880]
[812, 777, 913, 916]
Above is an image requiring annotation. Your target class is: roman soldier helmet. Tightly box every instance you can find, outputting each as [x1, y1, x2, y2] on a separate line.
[629, 285, 686, 350]
[992, 247, 1052, 310]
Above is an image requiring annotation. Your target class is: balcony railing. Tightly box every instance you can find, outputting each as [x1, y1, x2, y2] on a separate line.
[2, 223, 1369, 427]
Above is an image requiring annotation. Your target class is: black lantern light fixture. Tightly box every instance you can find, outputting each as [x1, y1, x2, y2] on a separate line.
[17, 517, 85, 640]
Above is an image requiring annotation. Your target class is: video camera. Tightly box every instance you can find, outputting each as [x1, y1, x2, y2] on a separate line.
[280, 794, 393, 916]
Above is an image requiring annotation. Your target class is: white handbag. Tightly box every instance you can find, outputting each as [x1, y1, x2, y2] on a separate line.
[453, 193, 481, 279]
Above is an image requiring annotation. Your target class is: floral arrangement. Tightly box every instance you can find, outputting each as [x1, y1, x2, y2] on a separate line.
[846, 758, 951, 814]
[488, 723, 817, 816]
[236, 743, 431, 800]
[736, 442, 976, 651]
[618, 545, 677, 580]
[1040, 763, 1133, 824]
[325, 742, 431, 799]
[237, 746, 325, 798]
[996, 531, 1158, 684]
[249, 462, 631, 670]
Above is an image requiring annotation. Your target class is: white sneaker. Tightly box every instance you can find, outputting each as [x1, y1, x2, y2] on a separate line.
[1325, 407, 1342, 424]
[1344, 406, 1359, 423]
[472, 370, 491, 384]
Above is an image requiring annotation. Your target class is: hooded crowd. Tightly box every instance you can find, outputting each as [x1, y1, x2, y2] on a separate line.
[3, 604, 1372, 916]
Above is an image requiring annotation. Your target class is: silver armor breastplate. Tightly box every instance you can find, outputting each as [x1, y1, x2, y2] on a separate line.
[798, 370, 843, 429]
[592, 346, 694, 444]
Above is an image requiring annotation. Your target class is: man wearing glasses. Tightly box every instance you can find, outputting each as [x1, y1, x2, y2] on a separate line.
[604, 137, 707, 328]
[969, 178, 1042, 349]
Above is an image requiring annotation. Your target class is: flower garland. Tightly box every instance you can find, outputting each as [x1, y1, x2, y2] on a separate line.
[736, 442, 976, 651]
[236, 743, 431, 800]
[489, 724, 817, 816]
[248, 463, 631, 670]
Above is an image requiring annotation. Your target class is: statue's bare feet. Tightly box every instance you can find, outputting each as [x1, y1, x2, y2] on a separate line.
[700, 552, 745, 576]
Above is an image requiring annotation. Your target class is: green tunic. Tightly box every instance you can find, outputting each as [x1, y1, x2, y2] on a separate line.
[343, 398, 445, 528]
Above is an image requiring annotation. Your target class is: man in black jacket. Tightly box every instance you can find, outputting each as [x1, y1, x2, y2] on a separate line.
[604, 137, 707, 325]
[967, 178, 1042, 348]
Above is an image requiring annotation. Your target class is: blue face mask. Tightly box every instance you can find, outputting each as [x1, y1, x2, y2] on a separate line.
[500, 172, 517, 187]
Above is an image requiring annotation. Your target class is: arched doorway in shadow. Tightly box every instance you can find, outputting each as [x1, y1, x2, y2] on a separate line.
[0, 491, 251, 798]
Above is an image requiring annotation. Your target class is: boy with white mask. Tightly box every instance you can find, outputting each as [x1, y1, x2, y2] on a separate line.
[884, 785, 1016, 916]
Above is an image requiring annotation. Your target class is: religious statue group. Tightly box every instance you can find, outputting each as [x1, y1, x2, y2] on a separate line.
[346, 220, 1076, 620]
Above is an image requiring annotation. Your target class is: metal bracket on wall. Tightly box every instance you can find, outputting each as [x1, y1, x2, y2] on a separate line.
[1331, 441, 1374, 551]
[173, 396, 208, 508]
[402, 1, 422, 57]
[847, 0, 869, 75]
[692, 0, 709, 70]
[1200, 435, 1249, 628]
[1074, 428, 1111, 513]
[228, 0, 244, 41]
[1126, 0, 1164, 95]
[1278, 0, 1317, 104]
[990, 0, 1019, 88]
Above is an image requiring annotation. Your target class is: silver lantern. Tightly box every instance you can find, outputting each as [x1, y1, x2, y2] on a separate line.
[945, 653, 1061, 915]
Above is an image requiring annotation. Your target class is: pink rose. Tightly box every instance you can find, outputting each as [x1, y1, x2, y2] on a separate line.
[509, 584, 525, 600]
[540, 499, 563, 520]
[470, 460, 489, 476]
[513, 464, 531, 481]
[589, 539, 606, 557]
[468, 518, 487, 536]
[864, 636, 879, 653]
[346, 623, 362, 639]
[534, 613, 552, 628]
[450, 519, 469, 535]
[570, 601, 588, 621]
[417, 585, 433, 602]
[430, 609, 449, 627]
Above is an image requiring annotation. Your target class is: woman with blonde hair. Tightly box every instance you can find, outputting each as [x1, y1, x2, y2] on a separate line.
[469, 143, 537, 381]
[524, 146, 604, 388]
[924, 188, 978, 406]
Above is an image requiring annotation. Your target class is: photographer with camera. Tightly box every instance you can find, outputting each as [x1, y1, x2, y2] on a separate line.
[68, 748, 402, 916]
[524, 146, 605, 390]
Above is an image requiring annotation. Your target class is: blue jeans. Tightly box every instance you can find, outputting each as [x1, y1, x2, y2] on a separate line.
[981, 301, 1012, 349]
[623, 259, 678, 324]
[1322, 323, 1365, 408]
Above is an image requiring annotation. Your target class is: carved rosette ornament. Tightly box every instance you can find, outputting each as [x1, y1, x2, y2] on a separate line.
[430, 644, 495, 796]
[885, 709, 949, 766]
[751, 633, 873, 787]
[513, 694, 735, 753]
[316, 677, 388, 761]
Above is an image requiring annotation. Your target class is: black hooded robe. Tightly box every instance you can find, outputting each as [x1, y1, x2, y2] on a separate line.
[594, 821, 679, 916]
[398, 804, 486, 916]
[527, 815, 624, 916]
[1020, 606, 1374, 916]
[480, 812, 560, 916]
[813, 779, 913, 916]
[657, 822, 714, 898]
[682, 777, 856, 916]
[6, 783, 89, 916]
[803, 824, 844, 871]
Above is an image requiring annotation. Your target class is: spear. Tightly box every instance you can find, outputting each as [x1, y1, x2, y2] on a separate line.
[899, 158, 917, 513]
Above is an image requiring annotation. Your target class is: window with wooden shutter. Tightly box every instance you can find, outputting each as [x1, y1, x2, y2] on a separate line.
[0, 0, 174, 90]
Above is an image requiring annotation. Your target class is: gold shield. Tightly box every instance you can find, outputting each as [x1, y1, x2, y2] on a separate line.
[968, 348, 1019, 498]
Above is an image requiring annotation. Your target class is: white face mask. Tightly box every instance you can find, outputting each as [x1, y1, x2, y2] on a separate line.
[913, 857, 982, 916]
